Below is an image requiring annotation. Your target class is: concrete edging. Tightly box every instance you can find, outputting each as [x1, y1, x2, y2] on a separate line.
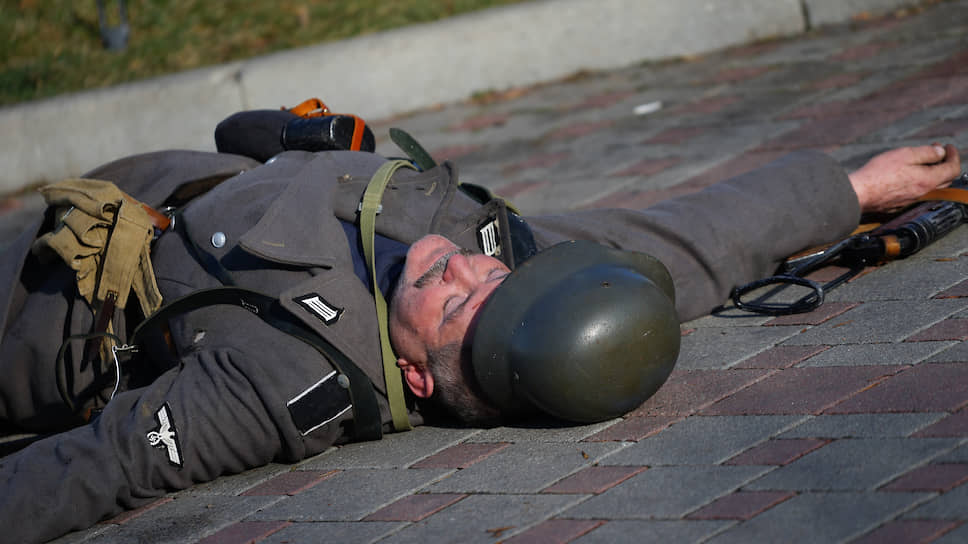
[0, 0, 923, 192]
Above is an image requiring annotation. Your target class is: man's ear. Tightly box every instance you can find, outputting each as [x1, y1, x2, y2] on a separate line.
[397, 358, 435, 398]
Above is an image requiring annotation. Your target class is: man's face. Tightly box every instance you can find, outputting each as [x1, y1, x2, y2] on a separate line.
[389, 234, 510, 408]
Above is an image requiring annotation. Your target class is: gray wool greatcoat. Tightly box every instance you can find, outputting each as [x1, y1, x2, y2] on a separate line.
[0, 148, 858, 543]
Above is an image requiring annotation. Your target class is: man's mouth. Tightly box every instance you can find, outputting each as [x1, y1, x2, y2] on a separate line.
[415, 249, 461, 288]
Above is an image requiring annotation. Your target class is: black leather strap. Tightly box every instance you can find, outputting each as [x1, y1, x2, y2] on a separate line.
[131, 287, 384, 442]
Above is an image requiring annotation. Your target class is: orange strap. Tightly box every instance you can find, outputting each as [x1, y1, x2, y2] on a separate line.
[919, 186, 968, 205]
[284, 97, 368, 151]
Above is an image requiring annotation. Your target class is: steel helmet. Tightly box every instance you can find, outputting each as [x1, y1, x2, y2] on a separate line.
[472, 240, 680, 423]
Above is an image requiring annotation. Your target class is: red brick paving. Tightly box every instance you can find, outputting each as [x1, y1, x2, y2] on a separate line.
[762, 302, 858, 327]
[685, 490, 794, 521]
[542, 466, 648, 494]
[196, 521, 290, 544]
[702, 366, 904, 416]
[583, 415, 681, 442]
[806, 264, 869, 283]
[668, 95, 741, 115]
[912, 410, 968, 438]
[918, 49, 968, 78]
[830, 42, 897, 62]
[724, 438, 829, 466]
[782, 98, 852, 120]
[410, 442, 510, 469]
[574, 90, 636, 109]
[630, 369, 772, 418]
[728, 41, 782, 58]
[241, 470, 338, 496]
[807, 72, 867, 91]
[501, 151, 572, 173]
[759, 111, 909, 150]
[545, 120, 615, 140]
[860, 74, 968, 112]
[910, 118, 968, 139]
[923, 75, 968, 108]
[732, 345, 831, 369]
[643, 126, 709, 145]
[363, 493, 466, 521]
[608, 157, 681, 178]
[502, 519, 605, 544]
[493, 179, 551, 199]
[849, 519, 960, 544]
[450, 112, 509, 132]
[881, 464, 968, 493]
[431, 144, 483, 161]
[710, 66, 771, 84]
[828, 363, 968, 414]
[904, 319, 968, 342]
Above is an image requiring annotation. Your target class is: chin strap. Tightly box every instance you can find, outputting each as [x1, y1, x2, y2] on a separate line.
[360, 160, 417, 432]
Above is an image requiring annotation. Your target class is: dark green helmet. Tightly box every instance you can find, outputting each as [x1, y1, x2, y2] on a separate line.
[472, 240, 680, 423]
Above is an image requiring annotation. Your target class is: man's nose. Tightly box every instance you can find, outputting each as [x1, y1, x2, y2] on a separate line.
[443, 253, 479, 287]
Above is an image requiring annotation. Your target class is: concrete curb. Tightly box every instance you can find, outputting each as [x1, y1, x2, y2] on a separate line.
[0, 0, 923, 192]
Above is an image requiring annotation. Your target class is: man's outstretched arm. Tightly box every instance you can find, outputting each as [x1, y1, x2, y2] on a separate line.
[525, 144, 962, 320]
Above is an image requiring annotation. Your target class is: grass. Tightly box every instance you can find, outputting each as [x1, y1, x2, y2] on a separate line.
[0, 0, 524, 107]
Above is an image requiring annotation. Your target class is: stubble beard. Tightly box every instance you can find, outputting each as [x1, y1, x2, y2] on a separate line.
[426, 342, 503, 426]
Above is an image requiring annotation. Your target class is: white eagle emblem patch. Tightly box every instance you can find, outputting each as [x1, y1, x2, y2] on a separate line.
[147, 403, 183, 468]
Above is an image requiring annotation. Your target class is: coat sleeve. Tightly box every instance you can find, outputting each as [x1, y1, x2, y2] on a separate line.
[525, 151, 861, 321]
[0, 309, 347, 544]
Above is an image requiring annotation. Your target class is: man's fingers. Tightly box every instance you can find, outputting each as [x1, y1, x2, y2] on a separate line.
[908, 143, 948, 165]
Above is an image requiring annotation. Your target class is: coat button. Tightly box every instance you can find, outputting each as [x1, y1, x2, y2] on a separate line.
[211, 232, 227, 248]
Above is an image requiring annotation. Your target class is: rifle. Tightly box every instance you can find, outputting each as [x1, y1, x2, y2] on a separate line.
[731, 172, 968, 315]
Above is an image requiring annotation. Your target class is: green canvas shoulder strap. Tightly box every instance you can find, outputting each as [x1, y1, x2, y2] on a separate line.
[360, 159, 416, 432]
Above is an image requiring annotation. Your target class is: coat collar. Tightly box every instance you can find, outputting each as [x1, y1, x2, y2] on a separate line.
[237, 151, 384, 268]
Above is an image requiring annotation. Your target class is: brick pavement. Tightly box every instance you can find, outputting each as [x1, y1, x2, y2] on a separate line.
[0, 1, 962, 542]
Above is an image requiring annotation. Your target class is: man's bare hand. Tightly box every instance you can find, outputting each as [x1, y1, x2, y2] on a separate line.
[848, 144, 962, 214]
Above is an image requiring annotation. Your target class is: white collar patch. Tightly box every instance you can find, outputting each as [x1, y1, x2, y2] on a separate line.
[295, 293, 344, 325]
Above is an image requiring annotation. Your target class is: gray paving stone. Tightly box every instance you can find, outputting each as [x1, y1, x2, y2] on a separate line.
[179, 462, 294, 497]
[780, 413, 949, 439]
[904, 482, 968, 520]
[862, 105, 968, 143]
[918, 228, 968, 259]
[678, 327, 803, 370]
[381, 494, 583, 544]
[928, 341, 968, 363]
[426, 441, 621, 493]
[563, 465, 769, 519]
[706, 491, 933, 544]
[602, 415, 805, 466]
[47, 524, 113, 544]
[468, 417, 618, 443]
[825, 255, 968, 303]
[746, 438, 961, 491]
[572, 519, 731, 544]
[932, 520, 968, 543]
[797, 342, 956, 367]
[84, 495, 285, 544]
[782, 300, 968, 345]
[299, 426, 481, 470]
[247, 468, 449, 522]
[261, 521, 403, 544]
[935, 442, 968, 463]
[686, 311, 774, 329]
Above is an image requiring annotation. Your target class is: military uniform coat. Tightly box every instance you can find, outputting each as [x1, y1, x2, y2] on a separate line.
[0, 148, 858, 543]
